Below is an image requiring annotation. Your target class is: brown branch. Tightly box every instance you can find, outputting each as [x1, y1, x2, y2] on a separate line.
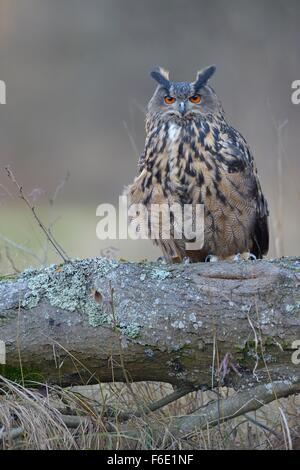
[114, 385, 197, 422]
[129, 377, 300, 447]
[166, 378, 300, 441]
[60, 414, 90, 429]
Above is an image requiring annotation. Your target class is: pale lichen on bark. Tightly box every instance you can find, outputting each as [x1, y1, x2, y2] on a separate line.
[13, 258, 145, 337]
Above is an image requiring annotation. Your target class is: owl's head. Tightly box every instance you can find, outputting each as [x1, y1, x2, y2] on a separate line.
[147, 65, 222, 123]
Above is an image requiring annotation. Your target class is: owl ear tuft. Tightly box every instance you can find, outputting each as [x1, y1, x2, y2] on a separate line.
[150, 66, 170, 89]
[193, 65, 216, 91]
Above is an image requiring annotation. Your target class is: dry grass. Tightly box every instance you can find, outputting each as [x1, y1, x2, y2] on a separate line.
[1, 377, 299, 450]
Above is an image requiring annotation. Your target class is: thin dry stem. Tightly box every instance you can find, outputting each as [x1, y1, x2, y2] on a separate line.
[5, 166, 69, 263]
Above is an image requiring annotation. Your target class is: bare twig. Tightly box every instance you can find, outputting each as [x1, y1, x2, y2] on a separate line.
[123, 121, 140, 158]
[0, 233, 42, 263]
[247, 312, 260, 381]
[0, 182, 13, 199]
[131, 99, 147, 116]
[278, 406, 293, 450]
[4, 246, 20, 273]
[49, 171, 70, 206]
[5, 166, 69, 263]
[269, 114, 288, 257]
[244, 413, 280, 439]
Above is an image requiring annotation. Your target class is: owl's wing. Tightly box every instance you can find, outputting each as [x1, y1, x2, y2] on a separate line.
[218, 126, 269, 258]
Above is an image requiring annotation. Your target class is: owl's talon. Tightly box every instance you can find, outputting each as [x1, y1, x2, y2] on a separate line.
[232, 252, 257, 261]
[205, 255, 219, 263]
[157, 256, 168, 264]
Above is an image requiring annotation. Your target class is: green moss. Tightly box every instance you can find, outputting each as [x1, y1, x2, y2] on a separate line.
[0, 364, 44, 384]
[280, 340, 295, 350]
[234, 338, 280, 367]
[0, 274, 17, 281]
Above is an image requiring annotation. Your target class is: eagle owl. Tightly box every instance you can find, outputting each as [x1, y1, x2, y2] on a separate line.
[126, 65, 269, 262]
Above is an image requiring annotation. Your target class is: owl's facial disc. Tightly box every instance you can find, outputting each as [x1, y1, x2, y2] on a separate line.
[162, 92, 204, 119]
[148, 67, 221, 122]
[160, 81, 211, 119]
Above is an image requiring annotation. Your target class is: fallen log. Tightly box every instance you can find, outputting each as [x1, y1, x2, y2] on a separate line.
[0, 257, 299, 391]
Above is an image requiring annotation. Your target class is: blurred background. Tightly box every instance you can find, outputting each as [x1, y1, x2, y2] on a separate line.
[0, 0, 299, 274]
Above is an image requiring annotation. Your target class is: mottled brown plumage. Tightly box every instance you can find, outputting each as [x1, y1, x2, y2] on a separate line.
[126, 66, 269, 262]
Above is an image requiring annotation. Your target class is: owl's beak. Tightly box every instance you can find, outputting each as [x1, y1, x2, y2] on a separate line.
[178, 101, 186, 116]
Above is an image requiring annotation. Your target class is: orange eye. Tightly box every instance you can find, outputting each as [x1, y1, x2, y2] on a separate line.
[164, 96, 176, 104]
[189, 94, 201, 104]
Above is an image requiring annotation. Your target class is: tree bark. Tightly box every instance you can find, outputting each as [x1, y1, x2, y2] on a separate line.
[0, 257, 299, 390]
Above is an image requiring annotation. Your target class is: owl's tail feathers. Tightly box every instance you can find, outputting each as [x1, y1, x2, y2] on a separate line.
[251, 214, 269, 259]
